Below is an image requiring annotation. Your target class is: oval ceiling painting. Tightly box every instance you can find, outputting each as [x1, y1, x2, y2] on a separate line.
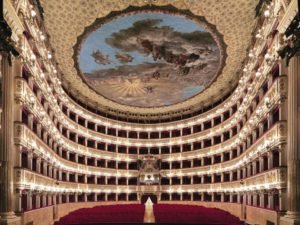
[77, 9, 223, 108]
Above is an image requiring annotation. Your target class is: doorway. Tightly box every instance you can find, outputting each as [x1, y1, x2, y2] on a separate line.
[141, 194, 157, 204]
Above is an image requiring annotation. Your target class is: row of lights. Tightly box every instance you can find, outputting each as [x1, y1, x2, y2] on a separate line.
[23, 116, 279, 178]
[22, 41, 278, 147]
[19, 178, 280, 194]
[20, 0, 279, 156]
[14, 0, 286, 194]
[21, 0, 281, 134]
[164, 137, 277, 177]
[19, 75, 280, 178]
[21, 75, 278, 160]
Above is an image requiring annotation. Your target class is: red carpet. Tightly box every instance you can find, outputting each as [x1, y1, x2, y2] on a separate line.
[153, 204, 243, 224]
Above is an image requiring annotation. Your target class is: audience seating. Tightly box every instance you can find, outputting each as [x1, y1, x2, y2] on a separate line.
[55, 203, 243, 224]
[54, 204, 145, 225]
[153, 204, 243, 224]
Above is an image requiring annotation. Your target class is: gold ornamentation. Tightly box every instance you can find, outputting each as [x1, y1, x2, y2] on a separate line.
[38, 0, 258, 118]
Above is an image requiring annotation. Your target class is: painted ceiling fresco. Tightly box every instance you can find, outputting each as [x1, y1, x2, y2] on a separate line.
[78, 11, 221, 107]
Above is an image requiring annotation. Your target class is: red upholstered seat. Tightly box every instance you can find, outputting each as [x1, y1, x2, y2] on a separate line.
[55, 204, 145, 225]
[55, 204, 243, 225]
[153, 204, 243, 224]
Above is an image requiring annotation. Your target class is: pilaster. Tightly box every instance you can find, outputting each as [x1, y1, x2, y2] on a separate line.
[0, 53, 21, 225]
[280, 55, 300, 225]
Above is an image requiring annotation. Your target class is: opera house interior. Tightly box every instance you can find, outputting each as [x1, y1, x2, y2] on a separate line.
[0, 0, 300, 224]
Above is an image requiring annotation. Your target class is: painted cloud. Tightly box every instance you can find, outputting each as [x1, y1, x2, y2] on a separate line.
[79, 12, 221, 107]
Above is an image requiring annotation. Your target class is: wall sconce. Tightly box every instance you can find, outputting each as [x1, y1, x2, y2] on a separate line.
[29, 96, 35, 106]
[30, 54, 36, 62]
[47, 51, 52, 59]
[31, 9, 37, 17]
[264, 97, 271, 108]
[264, 9, 270, 17]
[40, 33, 45, 41]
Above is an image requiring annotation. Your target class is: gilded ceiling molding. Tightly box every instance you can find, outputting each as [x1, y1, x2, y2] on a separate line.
[39, 0, 258, 119]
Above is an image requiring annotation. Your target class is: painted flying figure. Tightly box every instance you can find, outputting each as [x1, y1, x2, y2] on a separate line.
[91, 50, 110, 65]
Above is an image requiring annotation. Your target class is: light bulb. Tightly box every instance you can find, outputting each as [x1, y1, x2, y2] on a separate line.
[30, 54, 36, 61]
[29, 96, 35, 103]
[256, 33, 262, 39]
[264, 97, 270, 106]
[47, 52, 52, 59]
[255, 71, 261, 77]
[31, 10, 36, 17]
[265, 53, 271, 60]
[264, 9, 270, 17]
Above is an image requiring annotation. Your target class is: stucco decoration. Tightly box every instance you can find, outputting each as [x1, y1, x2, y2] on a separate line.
[39, 0, 258, 119]
[76, 7, 224, 107]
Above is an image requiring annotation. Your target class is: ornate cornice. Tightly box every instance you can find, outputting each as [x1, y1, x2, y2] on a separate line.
[0, 14, 19, 64]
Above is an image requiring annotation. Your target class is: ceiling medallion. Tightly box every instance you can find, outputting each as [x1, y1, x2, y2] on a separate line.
[74, 5, 226, 109]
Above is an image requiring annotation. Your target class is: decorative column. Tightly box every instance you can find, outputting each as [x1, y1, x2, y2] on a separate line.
[35, 193, 41, 209]
[260, 192, 265, 208]
[259, 156, 264, 173]
[42, 161, 48, 176]
[52, 194, 57, 205]
[279, 144, 287, 167]
[221, 193, 225, 202]
[241, 193, 247, 220]
[27, 152, 33, 171]
[26, 191, 32, 211]
[0, 53, 21, 224]
[237, 193, 241, 204]
[252, 161, 257, 175]
[42, 193, 47, 207]
[280, 189, 288, 212]
[267, 151, 274, 170]
[229, 193, 233, 203]
[268, 192, 274, 209]
[237, 170, 241, 180]
[281, 55, 300, 225]
[58, 194, 62, 204]
[15, 146, 22, 168]
[74, 193, 78, 202]
[65, 194, 69, 203]
[48, 166, 53, 178]
[27, 112, 34, 130]
[253, 193, 258, 207]
[53, 168, 57, 179]
[14, 190, 22, 213]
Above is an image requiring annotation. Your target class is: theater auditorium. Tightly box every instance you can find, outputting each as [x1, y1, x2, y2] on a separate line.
[0, 0, 300, 224]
